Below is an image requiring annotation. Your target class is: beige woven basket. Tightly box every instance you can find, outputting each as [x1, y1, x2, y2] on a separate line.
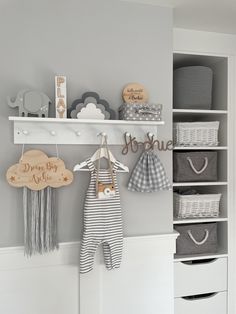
[173, 121, 220, 146]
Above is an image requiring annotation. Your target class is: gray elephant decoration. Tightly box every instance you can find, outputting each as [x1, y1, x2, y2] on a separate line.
[7, 89, 52, 117]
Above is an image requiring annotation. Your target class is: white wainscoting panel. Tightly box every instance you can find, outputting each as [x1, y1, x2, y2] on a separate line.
[0, 233, 177, 314]
[80, 233, 178, 314]
[0, 242, 80, 314]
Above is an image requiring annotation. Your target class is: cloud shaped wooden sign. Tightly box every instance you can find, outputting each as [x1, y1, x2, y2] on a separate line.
[6, 150, 73, 191]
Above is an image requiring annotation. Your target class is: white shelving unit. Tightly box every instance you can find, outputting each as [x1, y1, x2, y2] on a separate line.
[173, 109, 228, 115]
[173, 146, 228, 150]
[172, 52, 229, 251]
[174, 217, 228, 225]
[9, 116, 165, 145]
[173, 182, 228, 187]
[173, 52, 230, 313]
[174, 252, 228, 262]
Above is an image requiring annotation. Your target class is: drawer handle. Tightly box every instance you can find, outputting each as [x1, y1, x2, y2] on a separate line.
[182, 292, 218, 301]
[187, 157, 208, 174]
[182, 258, 217, 265]
[187, 229, 209, 245]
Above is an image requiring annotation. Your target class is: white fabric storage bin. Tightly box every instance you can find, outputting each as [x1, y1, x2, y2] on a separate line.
[174, 193, 221, 218]
[174, 258, 227, 297]
[174, 121, 220, 147]
[175, 291, 227, 314]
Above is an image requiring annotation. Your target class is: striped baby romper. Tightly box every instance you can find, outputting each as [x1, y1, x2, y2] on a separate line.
[80, 158, 123, 274]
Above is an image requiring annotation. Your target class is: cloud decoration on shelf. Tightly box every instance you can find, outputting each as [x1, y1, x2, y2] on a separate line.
[76, 103, 105, 119]
[68, 92, 116, 119]
[6, 150, 73, 191]
[70, 102, 88, 119]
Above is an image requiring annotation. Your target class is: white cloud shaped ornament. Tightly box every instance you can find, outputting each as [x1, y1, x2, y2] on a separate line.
[76, 103, 105, 119]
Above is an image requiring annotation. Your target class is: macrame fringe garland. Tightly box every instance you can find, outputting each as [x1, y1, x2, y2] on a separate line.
[23, 187, 58, 256]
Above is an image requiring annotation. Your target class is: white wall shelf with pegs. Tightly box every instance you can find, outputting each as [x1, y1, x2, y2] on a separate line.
[9, 116, 165, 145]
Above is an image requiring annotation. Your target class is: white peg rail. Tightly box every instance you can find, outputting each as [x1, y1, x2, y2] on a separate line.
[9, 117, 165, 145]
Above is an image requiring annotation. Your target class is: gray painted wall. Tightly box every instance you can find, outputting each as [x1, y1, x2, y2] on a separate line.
[0, 0, 173, 247]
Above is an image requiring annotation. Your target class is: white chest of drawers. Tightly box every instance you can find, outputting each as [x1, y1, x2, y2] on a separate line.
[174, 257, 228, 314]
[175, 291, 227, 314]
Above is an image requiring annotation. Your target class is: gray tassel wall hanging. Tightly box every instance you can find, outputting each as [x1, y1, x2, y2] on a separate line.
[6, 150, 73, 256]
[23, 186, 58, 256]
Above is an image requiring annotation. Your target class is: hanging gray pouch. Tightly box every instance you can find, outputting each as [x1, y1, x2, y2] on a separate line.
[173, 151, 217, 182]
[175, 223, 217, 255]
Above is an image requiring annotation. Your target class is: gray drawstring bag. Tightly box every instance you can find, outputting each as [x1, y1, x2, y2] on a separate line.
[128, 151, 171, 192]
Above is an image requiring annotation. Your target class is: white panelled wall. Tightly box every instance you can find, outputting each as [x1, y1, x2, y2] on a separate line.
[0, 234, 177, 314]
[0, 243, 79, 314]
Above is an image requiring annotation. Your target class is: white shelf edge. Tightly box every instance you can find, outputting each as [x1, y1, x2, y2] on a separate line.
[8, 116, 165, 126]
[173, 50, 230, 58]
[174, 252, 228, 262]
[173, 182, 228, 187]
[173, 146, 228, 150]
[173, 217, 228, 224]
[172, 109, 228, 114]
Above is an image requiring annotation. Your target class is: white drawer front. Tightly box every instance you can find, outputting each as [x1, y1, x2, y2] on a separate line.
[174, 257, 227, 297]
[175, 291, 227, 314]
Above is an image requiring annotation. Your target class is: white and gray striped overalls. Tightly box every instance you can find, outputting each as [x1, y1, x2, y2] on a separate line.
[80, 158, 123, 274]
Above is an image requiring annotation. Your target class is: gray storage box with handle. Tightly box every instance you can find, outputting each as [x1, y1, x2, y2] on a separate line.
[175, 223, 218, 255]
[173, 66, 213, 110]
[173, 151, 217, 182]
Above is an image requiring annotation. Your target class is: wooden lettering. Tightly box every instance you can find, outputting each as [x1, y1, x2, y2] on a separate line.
[123, 83, 148, 104]
[55, 76, 67, 118]
[56, 76, 65, 87]
[122, 134, 174, 154]
[6, 150, 73, 191]
[166, 140, 174, 151]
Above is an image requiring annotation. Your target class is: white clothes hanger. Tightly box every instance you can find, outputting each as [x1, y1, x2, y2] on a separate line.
[73, 133, 129, 173]
[73, 160, 90, 172]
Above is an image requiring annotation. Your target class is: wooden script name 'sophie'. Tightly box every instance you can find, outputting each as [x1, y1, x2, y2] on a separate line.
[122, 133, 173, 155]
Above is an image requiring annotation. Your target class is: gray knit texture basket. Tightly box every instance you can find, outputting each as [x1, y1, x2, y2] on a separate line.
[173, 66, 213, 109]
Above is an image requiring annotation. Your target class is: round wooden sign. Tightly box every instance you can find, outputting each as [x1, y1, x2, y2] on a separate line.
[122, 83, 148, 103]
